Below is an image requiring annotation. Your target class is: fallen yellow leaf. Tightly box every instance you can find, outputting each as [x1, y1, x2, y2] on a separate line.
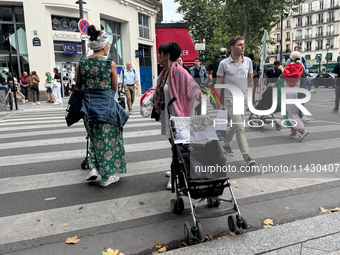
[320, 207, 330, 213]
[222, 235, 231, 238]
[101, 248, 120, 255]
[231, 181, 237, 184]
[65, 236, 80, 244]
[152, 246, 167, 254]
[263, 219, 274, 225]
[217, 237, 221, 239]
[263, 225, 272, 228]
[155, 243, 161, 248]
[200, 236, 209, 243]
[181, 242, 188, 246]
[330, 207, 340, 212]
[258, 179, 263, 181]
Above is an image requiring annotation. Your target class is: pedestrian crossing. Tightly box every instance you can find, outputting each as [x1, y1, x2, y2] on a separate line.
[0, 102, 339, 253]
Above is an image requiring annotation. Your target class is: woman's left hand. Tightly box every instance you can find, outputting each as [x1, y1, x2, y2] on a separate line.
[195, 93, 201, 102]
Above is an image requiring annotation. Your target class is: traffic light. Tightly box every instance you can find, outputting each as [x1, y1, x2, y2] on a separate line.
[202, 54, 205, 59]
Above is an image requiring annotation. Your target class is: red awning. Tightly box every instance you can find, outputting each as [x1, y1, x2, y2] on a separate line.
[156, 24, 198, 66]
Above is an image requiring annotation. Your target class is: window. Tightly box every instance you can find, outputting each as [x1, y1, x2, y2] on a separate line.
[317, 26, 323, 36]
[276, 23, 280, 30]
[307, 28, 312, 37]
[286, 32, 290, 40]
[327, 38, 334, 47]
[276, 33, 280, 42]
[308, 3, 313, 12]
[320, 1, 324, 10]
[330, 0, 335, 8]
[286, 44, 290, 50]
[297, 17, 302, 26]
[138, 13, 149, 39]
[328, 11, 335, 21]
[51, 16, 80, 32]
[286, 20, 290, 28]
[317, 40, 323, 49]
[317, 14, 323, 23]
[100, 19, 123, 66]
[306, 41, 311, 51]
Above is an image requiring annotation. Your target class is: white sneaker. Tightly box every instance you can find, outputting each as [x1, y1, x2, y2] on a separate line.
[167, 178, 172, 190]
[36, 102, 41, 105]
[32, 103, 36, 105]
[302, 116, 310, 123]
[165, 171, 171, 177]
[25, 99, 28, 103]
[86, 168, 99, 181]
[100, 173, 120, 187]
[310, 89, 317, 94]
[22, 100, 26, 103]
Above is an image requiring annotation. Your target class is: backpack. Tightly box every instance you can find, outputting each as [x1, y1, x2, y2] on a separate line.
[121, 68, 136, 84]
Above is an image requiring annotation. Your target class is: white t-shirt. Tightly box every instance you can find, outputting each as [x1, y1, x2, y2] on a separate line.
[68, 72, 75, 85]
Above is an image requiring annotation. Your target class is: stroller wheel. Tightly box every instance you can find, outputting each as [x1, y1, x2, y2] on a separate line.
[196, 221, 203, 240]
[184, 222, 191, 243]
[236, 215, 248, 230]
[275, 123, 281, 131]
[214, 199, 220, 207]
[81, 160, 88, 170]
[178, 197, 184, 212]
[228, 215, 237, 232]
[207, 198, 213, 208]
[171, 199, 183, 214]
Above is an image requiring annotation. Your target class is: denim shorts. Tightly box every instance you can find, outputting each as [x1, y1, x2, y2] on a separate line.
[46, 87, 52, 93]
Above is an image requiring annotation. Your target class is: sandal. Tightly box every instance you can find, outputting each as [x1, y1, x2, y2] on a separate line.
[298, 129, 309, 142]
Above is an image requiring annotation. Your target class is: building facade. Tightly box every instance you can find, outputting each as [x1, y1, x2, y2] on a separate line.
[292, 0, 339, 71]
[268, 14, 293, 63]
[0, 0, 159, 95]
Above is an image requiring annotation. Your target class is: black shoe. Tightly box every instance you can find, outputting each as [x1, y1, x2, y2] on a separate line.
[331, 108, 338, 113]
[223, 146, 234, 156]
[245, 157, 256, 166]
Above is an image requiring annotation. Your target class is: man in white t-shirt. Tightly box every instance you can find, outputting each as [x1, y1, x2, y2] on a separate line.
[67, 68, 76, 95]
[216, 36, 256, 167]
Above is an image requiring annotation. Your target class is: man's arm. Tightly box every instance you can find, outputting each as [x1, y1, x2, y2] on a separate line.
[215, 76, 223, 109]
[248, 74, 254, 90]
[135, 71, 139, 87]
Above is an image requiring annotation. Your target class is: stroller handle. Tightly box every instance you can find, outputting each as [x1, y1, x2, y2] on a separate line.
[167, 97, 177, 116]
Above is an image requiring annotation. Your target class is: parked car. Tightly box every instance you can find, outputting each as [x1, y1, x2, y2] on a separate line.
[307, 73, 318, 83]
[311, 73, 335, 88]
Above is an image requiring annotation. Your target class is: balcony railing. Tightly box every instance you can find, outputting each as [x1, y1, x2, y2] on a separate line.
[326, 31, 335, 35]
[316, 32, 323, 37]
[316, 46, 323, 50]
[327, 17, 335, 22]
[316, 19, 324, 24]
[305, 21, 313, 26]
[286, 38, 291, 41]
[285, 25, 291, 29]
[295, 35, 303, 40]
[296, 23, 303, 27]
[330, 44, 334, 49]
[276, 26, 281, 31]
[305, 34, 312, 39]
[304, 47, 312, 51]
[285, 49, 291, 53]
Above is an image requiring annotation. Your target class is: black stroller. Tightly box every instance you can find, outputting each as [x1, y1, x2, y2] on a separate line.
[167, 97, 248, 241]
[248, 86, 281, 132]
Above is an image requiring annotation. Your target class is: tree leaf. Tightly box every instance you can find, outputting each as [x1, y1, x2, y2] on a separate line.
[65, 236, 80, 244]
[155, 243, 162, 248]
[263, 219, 274, 225]
[152, 246, 167, 254]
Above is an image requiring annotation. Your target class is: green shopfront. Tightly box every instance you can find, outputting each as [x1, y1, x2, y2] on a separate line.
[0, 5, 28, 79]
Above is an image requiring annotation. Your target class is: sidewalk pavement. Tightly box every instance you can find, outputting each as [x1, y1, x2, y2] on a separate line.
[164, 211, 340, 255]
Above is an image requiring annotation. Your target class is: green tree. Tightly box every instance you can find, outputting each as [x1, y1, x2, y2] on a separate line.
[175, 0, 305, 68]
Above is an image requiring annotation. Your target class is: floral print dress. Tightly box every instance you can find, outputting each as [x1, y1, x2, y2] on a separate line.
[80, 56, 127, 181]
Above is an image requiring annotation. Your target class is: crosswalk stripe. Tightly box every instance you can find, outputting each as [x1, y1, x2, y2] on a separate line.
[1, 124, 339, 150]
[0, 121, 160, 132]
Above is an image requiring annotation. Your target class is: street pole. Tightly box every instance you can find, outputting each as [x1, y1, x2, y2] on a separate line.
[280, 15, 283, 63]
[76, 0, 87, 56]
[8, 35, 18, 110]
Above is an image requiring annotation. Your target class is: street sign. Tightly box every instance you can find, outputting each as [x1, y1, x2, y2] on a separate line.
[78, 19, 89, 35]
[32, 37, 41, 46]
[195, 43, 205, 51]
[261, 30, 270, 43]
[135, 50, 144, 58]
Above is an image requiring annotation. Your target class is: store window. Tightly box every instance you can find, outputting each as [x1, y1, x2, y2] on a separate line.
[138, 13, 150, 39]
[0, 6, 28, 77]
[100, 19, 123, 66]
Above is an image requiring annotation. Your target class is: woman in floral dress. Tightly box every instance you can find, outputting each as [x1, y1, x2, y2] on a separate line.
[77, 25, 129, 187]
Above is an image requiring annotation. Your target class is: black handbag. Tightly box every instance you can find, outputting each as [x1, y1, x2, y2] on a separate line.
[65, 88, 84, 126]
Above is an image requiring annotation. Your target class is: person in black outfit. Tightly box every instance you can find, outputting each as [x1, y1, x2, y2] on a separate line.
[331, 64, 340, 113]
[265, 60, 282, 87]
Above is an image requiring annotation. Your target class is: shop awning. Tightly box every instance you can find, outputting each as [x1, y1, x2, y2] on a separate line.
[305, 54, 310, 60]
[156, 23, 199, 66]
[326, 53, 332, 60]
[315, 53, 322, 60]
